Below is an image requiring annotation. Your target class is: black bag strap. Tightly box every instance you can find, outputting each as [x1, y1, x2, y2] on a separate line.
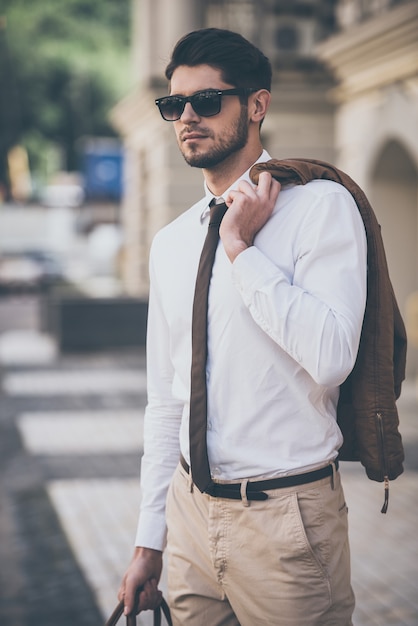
[105, 597, 172, 626]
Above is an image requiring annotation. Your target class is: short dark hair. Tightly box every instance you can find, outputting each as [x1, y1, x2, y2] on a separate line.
[165, 28, 272, 92]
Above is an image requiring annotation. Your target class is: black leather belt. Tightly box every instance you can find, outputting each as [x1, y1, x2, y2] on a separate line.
[180, 455, 338, 501]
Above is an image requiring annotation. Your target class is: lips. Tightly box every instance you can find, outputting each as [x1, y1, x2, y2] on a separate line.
[180, 127, 211, 142]
[182, 133, 208, 142]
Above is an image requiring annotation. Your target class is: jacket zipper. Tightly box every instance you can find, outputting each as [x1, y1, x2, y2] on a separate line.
[376, 412, 389, 513]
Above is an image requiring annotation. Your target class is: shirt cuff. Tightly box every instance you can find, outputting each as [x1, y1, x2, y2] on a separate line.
[134, 511, 167, 551]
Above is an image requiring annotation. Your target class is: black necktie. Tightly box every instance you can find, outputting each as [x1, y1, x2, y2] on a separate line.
[189, 201, 228, 493]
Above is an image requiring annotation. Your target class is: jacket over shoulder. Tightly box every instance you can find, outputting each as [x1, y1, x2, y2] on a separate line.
[250, 158, 407, 485]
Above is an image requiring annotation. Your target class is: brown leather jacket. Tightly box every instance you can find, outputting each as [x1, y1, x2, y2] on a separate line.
[250, 159, 407, 494]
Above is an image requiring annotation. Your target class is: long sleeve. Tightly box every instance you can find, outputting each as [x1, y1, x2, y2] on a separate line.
[231, 181, 367, 388]
[134, 250, 183, 550]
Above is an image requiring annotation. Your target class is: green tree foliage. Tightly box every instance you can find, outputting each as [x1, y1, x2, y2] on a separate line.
[0, 0, 131, 193]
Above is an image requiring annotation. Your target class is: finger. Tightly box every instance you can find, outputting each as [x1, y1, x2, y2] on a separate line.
[269, 177, 281, 203]
[255, 170, 273, 194]
[224, 189, 242, 207]
[225, 183, 256, 207]
[257, 172, 280, 208]
[145, 578, 160, 604]
[140, 589, 162, 612]
[123, 581, 141, 616]
[236, 179, 257, 196]
[138, 579, 162, 611]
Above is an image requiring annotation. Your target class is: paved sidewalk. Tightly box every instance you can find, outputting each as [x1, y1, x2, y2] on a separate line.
[0, 327, 417, 625]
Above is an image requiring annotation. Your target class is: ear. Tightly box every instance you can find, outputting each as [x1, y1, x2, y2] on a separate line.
[248, 89, 270, 124]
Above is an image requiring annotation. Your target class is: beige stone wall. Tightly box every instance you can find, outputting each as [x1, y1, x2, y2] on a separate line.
[317, 0, 418, 373]
[263, 78, 336, 163]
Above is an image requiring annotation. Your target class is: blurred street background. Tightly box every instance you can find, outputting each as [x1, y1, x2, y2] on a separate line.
[1, 1, 418, 625]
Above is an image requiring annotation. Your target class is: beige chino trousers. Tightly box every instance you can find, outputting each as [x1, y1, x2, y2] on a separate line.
[166, 462, 354, 626]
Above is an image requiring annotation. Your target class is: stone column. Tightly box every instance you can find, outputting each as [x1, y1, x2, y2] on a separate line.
[135, 0, 204, 87]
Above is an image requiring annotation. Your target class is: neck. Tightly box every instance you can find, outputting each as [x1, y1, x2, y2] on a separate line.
[203, 142, 264, 197]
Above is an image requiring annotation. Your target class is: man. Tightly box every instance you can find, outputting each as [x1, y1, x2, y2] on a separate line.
[119, 28, 367, 625]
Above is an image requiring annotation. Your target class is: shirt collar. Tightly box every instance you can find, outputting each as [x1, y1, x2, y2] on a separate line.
[200, 149, 272, 221]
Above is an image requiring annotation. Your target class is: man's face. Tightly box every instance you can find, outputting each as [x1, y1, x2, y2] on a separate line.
[170, 64, 249, 169]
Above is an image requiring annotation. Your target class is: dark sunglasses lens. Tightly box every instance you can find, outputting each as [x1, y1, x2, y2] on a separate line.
[192, 92, 221, 117]
[158, 91, 222, 120]
[159, 97, 185, 121]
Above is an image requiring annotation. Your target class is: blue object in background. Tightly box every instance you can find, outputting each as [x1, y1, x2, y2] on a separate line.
[83, 139, 124, 201]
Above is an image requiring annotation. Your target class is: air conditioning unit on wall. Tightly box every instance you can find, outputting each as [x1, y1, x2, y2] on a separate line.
[263, 16, 321, 62]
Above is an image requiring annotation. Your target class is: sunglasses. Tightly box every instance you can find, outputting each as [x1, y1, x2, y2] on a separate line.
[155, 88, 258, 121]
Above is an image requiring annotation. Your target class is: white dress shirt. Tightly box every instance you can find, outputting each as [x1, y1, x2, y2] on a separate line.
[135, 150, 367, 550]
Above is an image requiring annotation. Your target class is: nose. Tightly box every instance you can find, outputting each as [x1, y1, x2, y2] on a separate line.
[180, 101, 200, 123]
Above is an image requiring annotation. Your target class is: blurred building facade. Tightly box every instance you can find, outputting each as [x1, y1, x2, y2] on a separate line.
[112, 0, 418, 373]
[317, 0, 418, 373]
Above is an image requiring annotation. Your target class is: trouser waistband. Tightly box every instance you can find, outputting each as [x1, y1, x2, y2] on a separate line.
[180, 455, 339, 501]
